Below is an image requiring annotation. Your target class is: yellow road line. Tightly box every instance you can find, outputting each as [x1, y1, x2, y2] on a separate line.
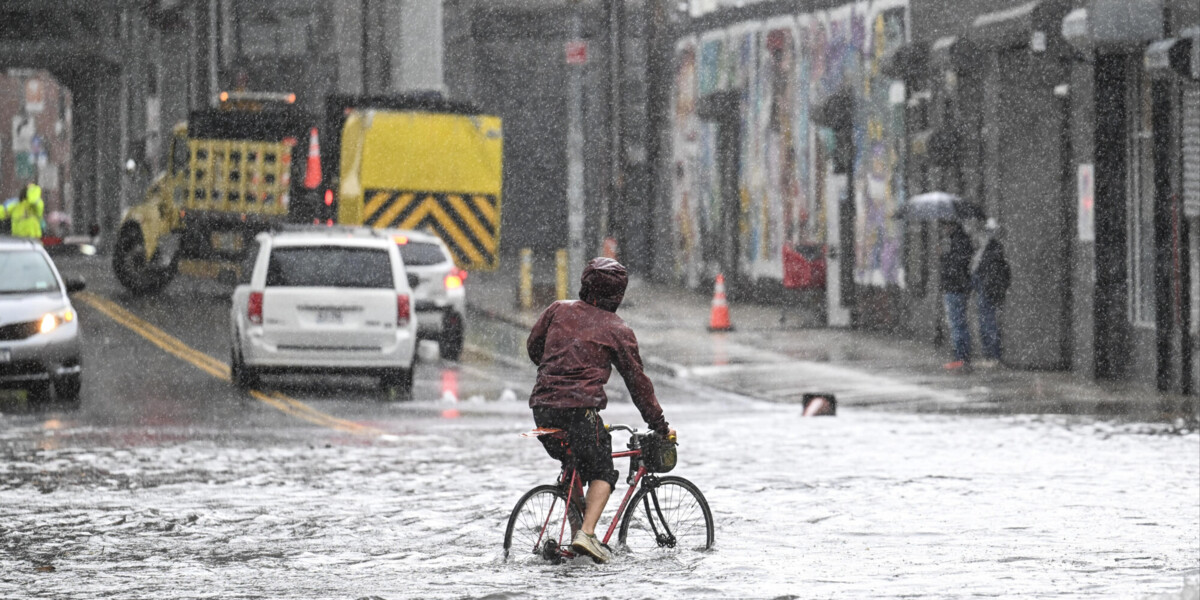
[76, 292, 384, 436]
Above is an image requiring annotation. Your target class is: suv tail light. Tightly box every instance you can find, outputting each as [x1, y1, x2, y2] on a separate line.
[445, 268, 465, 289]
[248, 291, 264, 325]
[397, 294, 411, 327]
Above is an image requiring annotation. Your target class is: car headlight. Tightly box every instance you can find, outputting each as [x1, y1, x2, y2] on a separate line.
[39, 309, 75, 335]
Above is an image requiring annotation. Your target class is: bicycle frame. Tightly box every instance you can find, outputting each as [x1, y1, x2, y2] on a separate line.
[540, 446, 652, 558]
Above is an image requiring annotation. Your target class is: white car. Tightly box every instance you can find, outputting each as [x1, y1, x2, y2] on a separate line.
[0, 237, 86, 407]
[383, 229, 467, 360]
[229, 227, 418, 398]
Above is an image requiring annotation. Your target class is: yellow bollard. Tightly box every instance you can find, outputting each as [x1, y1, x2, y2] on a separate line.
[556, 249, 568, 301]
[519, 248, 533, 310]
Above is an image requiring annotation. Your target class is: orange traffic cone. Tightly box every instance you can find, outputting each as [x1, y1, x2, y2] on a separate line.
[303, 127, 321, 189]
[708, 274, 733, 331]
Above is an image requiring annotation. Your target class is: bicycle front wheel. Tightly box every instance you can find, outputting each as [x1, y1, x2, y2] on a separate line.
[503, 484, 582, 562]
[617, 475, 714, 555]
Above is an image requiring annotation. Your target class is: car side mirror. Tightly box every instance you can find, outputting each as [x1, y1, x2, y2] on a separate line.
[65, 276, 87, 293]
[407, 273, 420, 289]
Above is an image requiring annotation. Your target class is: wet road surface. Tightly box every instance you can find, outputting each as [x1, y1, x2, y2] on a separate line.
[1, 255, 1197, 599]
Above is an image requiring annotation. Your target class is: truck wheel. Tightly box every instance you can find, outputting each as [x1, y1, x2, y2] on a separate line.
[113, 225, 175, 295]
[439, 312, 464, 361]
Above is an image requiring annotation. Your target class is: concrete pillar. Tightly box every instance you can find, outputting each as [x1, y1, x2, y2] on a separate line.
[118, 10, 132, 220]
[187, 2, 200, 110]
[331, 0, 366, 94]
[392, 0, 444, 92]
[442, 0, 475, 100]
[70, 82, 96, 236]
[73, 75, 122, 248]
[158, 27, 191, 135]
[97, 73, 124, 245]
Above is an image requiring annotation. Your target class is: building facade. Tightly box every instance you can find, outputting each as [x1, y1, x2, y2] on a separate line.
[0, 70, 72, 234]
[656, 0, 1200, 402]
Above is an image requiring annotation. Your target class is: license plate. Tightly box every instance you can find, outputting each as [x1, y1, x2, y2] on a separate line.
[315, 310, 343, 324]
[0, 349, 10, 363]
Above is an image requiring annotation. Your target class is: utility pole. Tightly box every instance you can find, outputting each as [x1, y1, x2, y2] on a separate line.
[604, 0, 624, 257]
[566, 4, 586, 291]
[644, 0, 672, 274]
[208, 0, 219, 106]
[361, 0, 372, 94]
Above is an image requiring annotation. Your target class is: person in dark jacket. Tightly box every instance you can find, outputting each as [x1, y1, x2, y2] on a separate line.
[526, 257, 674, 563]
[939, 220, 975, 370]
[971, 218, 1011, 367]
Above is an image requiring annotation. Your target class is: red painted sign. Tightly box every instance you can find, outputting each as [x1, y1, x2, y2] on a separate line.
[565, 41, 588, 65]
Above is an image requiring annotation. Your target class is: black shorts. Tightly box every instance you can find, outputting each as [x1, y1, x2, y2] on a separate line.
[532, 407, 619, 489]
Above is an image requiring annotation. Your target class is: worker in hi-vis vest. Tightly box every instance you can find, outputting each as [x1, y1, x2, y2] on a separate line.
[1, 183, 45, 239]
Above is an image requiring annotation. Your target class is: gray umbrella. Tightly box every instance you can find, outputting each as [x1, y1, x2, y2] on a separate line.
[896, 192, 987, 221]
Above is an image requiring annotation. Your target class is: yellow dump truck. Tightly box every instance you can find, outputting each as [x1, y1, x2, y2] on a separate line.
[112, 93, 503, 294]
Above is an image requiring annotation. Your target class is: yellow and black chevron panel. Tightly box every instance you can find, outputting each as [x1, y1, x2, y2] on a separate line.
[363, 189, 500, 270]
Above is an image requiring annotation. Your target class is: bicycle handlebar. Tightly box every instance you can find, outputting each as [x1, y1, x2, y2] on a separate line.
[605, 424, 677, 444]
[605, 423, 636, 434]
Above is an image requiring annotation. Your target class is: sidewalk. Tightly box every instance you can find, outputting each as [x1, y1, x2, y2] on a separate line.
[467, 269, 1198, 423]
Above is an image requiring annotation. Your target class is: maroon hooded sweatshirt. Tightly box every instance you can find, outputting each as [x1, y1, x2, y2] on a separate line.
[526, 257, 669, 435]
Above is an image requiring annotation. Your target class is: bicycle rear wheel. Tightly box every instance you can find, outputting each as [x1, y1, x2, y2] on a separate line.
[503, 484, 583, 562]
[617, 476, 714, 555]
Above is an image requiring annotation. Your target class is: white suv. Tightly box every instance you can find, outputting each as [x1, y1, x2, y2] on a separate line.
[229, 227, 418, 398]
[383, 229, 467, 360]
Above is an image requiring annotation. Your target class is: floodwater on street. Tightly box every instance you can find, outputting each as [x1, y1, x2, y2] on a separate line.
[2, 396, 1196, 599]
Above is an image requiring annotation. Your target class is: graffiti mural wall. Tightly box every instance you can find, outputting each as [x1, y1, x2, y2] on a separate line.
[855, 3, 908, 287]
[670, 37, 701, 288]
[668, 0, 909, 289]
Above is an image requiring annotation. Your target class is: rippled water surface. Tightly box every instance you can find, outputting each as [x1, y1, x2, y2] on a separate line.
[2, 400, 1197, 599]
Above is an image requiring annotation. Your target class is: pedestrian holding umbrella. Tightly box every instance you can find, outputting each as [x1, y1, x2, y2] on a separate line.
[895, 192, 986, 371]
[896, 192, 987, 222]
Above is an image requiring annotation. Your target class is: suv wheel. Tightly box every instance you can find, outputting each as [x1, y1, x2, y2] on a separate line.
[379, 367, 414, 401]
[439, 312, 464, 361]
[231, 347, 258, 391]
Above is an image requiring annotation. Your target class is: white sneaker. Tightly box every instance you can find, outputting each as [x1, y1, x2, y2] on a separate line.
[570, 531, 611, 564]
[976, 359, 999, 368]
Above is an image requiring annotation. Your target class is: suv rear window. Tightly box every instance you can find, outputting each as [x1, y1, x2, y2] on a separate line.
[398, 241, 448, 266]
[266, 246, 393, 288]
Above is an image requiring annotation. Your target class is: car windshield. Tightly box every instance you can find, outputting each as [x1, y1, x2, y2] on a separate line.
[0, 250, 60, 294]
[266, 246, 393, 288]
[398, 241, 448, 266]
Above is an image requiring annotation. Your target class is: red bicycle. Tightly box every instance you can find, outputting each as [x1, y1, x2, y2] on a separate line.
[503, 423, 714, 563]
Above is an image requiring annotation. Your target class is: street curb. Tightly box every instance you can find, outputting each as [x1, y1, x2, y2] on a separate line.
[462, 343, 529, 370]
[644, 357, 688, 379]
[469, 300, 687, 381]
[466, 302, 536, 330]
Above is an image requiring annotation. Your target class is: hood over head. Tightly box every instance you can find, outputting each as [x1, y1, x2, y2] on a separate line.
[579, 257, 627, 312]
[23, 183, 41, 203]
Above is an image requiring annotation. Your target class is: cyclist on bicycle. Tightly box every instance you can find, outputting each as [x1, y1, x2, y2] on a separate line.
[527, 257, 675, 564]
